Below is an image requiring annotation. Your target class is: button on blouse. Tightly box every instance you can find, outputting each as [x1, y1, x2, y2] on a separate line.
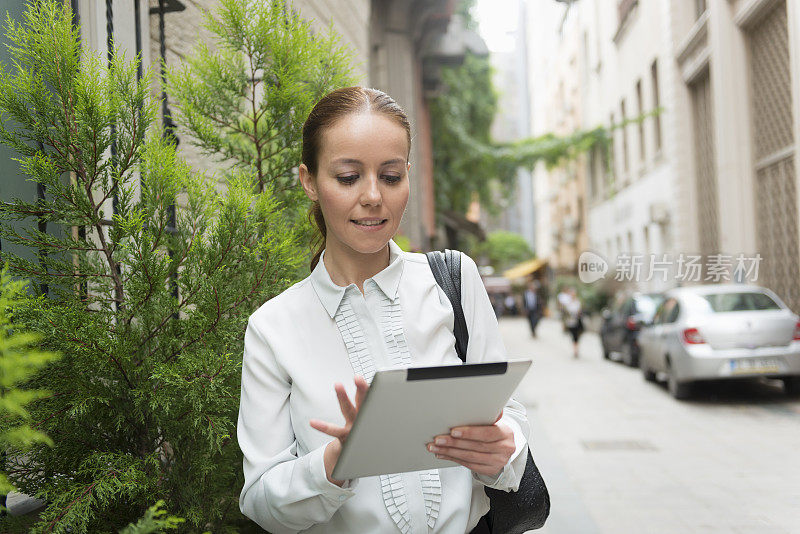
[238, 240, 530, 533]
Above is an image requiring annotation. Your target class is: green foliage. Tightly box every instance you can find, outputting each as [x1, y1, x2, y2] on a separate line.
[430, 50, 610, 217]
[118, 500, 184, 534]
[393, 233, 412, 252]
[0, 0, 298, 531]
[166, 0, 357, 208]
[474, 231, 533, 272]
[430, 52, 508, 216]
[167, 0, 357, 278]
[0, 266, 59, 499]
[430, 1, 610, 220]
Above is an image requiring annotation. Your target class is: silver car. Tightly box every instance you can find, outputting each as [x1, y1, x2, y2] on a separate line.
[638, 284, 800, 399]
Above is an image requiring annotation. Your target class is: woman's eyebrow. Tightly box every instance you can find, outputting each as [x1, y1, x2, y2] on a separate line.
[331, 157, 406, 165]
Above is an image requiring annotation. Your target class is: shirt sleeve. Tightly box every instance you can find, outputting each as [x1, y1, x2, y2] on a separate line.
[459, 252, 531, 492]
[238, 315, 358, 533]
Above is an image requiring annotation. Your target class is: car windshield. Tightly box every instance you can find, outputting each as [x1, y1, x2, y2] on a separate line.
[698, 291, 781, 312]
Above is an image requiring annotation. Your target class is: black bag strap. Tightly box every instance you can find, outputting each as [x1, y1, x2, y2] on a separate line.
[425, 250, 469, 362]
[427, 249, 550, 533]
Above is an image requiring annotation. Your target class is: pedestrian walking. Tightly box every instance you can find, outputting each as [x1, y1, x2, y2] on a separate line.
[556, 287, 570, 332]
[562, 287, 584, 358]
[237, 87, 535, 534]
[523, 281, 543, 337]
[504, 293, 518, 316]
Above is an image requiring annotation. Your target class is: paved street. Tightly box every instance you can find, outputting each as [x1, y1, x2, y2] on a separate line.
[502, 316, 800, 534]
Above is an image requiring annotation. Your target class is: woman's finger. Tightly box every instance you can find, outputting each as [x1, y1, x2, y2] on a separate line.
[429, 444, 505, 465]
[334, 382, 357, 422]
[448, 424, 506, 443]
[353, 375, 369, 410]
[309, 418, 348, 440]
[428, 437, 495, 453]
[432, 453, 501, 477]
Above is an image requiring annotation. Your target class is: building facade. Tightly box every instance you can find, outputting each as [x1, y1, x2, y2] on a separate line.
[526, 3, 590, 277]
[572, 0, 679, 293]
[670, 0, 800, 311]
[529, 0, 800, 313]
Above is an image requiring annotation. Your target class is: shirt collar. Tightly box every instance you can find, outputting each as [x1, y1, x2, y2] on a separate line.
[310, 239, 405, 318]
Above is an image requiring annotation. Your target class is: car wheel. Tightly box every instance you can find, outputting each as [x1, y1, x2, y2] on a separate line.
[621, 343, 638, 367]
[783, 377, 800, 395]
[641, 359, 656, 382]
[667, 365, 691, 400]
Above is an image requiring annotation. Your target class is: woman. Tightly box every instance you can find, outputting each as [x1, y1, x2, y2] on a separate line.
[237, 87, 530, 534]
[562, 287, 584, 358]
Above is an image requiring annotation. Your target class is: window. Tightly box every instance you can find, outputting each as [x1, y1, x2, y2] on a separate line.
[651, 60, 662, 152]
[620, 99, 629, 174]
[665, 301, 680, 323]
[636, 79, 645, 163]
[700, 292, 781, 312]
[656, 298, 679, 324]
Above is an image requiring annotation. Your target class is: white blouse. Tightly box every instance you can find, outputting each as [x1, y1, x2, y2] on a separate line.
[237, 240, 530, 534]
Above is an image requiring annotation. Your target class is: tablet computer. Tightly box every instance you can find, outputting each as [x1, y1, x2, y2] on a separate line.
[331, 358, 532, 480]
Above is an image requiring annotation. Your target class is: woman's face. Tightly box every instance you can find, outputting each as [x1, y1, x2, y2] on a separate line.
[299, 112, 410, 257]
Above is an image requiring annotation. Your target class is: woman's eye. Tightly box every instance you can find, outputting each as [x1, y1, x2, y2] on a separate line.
[337, 174, 358, 185]
[336, 174, 402, 185]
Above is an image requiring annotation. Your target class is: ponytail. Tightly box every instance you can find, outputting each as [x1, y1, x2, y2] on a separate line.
[308, 201, 327, 271]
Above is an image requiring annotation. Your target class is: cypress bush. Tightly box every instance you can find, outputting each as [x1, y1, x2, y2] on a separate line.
[0, 1, 301, 530]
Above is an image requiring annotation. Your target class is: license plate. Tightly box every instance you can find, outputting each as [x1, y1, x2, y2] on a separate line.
[728, 358, 783, 375]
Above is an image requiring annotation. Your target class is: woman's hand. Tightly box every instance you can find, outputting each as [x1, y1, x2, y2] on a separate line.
[426, 411, 516, 478]
[309, 375, 369, 486]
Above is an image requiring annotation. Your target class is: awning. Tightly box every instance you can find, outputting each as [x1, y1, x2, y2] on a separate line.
[503, 257, 548, 280]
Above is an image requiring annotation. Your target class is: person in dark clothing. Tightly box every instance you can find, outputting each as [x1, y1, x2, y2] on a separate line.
[523, 281, 543, 337]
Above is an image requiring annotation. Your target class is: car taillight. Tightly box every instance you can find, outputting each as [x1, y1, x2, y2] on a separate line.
[793, 321, 800, 341]
[682, 328, 706, 344]
[626, 317, 638, 331]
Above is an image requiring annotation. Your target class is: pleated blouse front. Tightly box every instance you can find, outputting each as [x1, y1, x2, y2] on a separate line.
[237, 240, 530, 534]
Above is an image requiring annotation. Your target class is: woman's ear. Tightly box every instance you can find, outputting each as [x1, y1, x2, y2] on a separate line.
[298, 163, 318, 202]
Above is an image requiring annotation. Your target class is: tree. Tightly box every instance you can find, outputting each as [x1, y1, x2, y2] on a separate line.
[430, 0, 609, 248]
[166, 0, 357, 214]
[474, 231, 534, 273]
[0, 1, 297, 530]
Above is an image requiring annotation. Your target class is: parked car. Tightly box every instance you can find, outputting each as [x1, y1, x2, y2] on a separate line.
[600, 292, 664, 367]
[638, 284, 800, 399]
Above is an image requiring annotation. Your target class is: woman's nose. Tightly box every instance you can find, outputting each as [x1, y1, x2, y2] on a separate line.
[360, 176, 382, 206]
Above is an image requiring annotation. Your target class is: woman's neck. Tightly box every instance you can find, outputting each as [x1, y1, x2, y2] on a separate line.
[322, 240, 391, 293]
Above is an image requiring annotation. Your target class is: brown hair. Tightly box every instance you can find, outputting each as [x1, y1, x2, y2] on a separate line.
[302, 86, 412, 271]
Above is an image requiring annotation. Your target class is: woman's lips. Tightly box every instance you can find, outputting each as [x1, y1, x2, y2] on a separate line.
[351, 218, 388, 231]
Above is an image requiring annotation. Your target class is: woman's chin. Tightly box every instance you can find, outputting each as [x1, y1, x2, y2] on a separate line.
[344, 235, 393, 255]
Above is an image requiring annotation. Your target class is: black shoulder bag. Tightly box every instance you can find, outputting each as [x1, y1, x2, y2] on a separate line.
[426, 249, 550, 534]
